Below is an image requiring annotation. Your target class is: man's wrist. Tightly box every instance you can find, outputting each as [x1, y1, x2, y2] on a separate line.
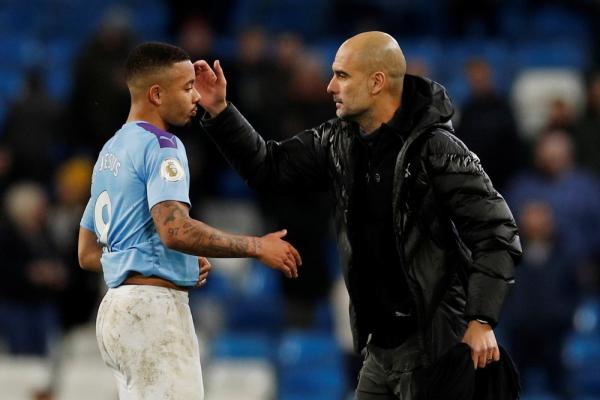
[251, 237, 262, 258]
[206, 101, 228, 118]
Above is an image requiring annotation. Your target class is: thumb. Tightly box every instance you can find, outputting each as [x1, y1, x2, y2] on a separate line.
[275, 229, 287, 238]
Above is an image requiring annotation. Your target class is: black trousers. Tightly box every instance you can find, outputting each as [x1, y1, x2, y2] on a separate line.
[355, 335, 425, 400]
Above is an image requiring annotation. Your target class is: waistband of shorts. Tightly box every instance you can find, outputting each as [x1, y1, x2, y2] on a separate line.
[120, 273, 191, 292]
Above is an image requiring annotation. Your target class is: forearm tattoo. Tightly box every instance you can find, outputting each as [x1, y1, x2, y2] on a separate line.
[152, 201, 254, 257]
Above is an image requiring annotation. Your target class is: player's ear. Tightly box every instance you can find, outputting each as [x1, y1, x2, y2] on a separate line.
[148, 84, 162, 106]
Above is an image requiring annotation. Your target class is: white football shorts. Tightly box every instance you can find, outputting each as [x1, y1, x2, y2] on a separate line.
[96, 285, 204, 400]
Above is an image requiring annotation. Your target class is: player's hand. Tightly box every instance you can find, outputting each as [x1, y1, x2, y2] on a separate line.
[193, 59, 227, 117]
[462, 320, 500, 369]
[256, 229, 301, 279]
[195, 257, 212, 287]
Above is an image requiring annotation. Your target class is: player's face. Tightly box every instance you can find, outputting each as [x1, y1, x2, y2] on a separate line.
[160, 61, 200, 127]
[327, 46, 372, 121]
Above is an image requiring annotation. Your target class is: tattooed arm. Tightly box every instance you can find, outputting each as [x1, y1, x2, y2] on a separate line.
[151, 200, 301, 277]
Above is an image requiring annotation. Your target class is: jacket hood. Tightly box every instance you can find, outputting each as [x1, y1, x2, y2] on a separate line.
[401, 74, 455, 134]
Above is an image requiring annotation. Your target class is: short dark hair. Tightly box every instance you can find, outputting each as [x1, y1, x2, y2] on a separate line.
[125, 42, 190, 84]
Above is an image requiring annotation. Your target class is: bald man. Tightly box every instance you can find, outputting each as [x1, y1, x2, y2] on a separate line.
[78, 42, 301, 400]
[196, 32, 521, 399]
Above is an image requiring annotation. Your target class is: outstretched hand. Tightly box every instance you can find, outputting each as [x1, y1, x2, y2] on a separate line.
[256, 229, 302, 279]
[193, 59, 228, 117]
[462, 320, 500, 369]
[195, 257, 212, 288]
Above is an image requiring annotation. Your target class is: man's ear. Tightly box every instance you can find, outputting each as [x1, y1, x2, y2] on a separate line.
[148, 84, 161, 106]
[371, 71, 385, 95]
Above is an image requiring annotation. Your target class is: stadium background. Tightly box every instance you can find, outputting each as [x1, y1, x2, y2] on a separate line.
[1, 0, 600, 399]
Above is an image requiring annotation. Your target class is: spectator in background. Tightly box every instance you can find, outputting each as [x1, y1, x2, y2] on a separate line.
[447, 0, 501, 37]
[48, 157, 100, 331]
[0, 70, 64, 185]
[227, 26, 280, 140]
[503, 201, 577, 399]
[0, 183, 67, 399]
[456, 58, 523, 190]
[68, 10, 134, 153]
[574, 73, 600, 176]
[546, 98, 577, 133]
[0, 183, 67, 354]
[506, 129, 600, 263]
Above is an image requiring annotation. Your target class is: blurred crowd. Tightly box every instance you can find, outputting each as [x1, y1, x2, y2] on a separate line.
[2, 0, 600, 399]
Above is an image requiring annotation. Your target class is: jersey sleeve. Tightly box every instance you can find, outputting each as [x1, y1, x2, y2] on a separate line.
[80, 197, 95, 231]
[144, 137, 191, 210]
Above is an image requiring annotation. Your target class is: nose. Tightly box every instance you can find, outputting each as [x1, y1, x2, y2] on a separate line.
[192, 88, 201, 103]
[327, 76, 336, 94]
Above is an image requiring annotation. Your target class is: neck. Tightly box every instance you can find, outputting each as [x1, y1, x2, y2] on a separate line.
[127, 103, 167, 131]
[357, 96, 401, 134]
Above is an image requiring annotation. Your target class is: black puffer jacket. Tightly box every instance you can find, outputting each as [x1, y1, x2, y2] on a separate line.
[202, 75, 522, 365]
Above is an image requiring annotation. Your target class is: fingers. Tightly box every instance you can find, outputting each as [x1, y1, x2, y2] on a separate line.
[214, 59, 226, 83]
[280, 263, 292, 278]
[283, 255, 298, 278]
[492, 346, 501, 362]
[472, 346, 499, 369]
[198, 257, 212, 272]
[196, 257, 211, 287]
[288, 244, 302, 266]
[194, 60, 217, 82]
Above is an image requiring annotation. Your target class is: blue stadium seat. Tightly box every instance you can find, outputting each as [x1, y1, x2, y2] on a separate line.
[0, 35, 43, 69]
[217, 169, 255, 200]
[573, 297, 600, 335]
[400, 38, 443, 80]
[130, 0, 169, 41]
[212, 333, 274, 360]
[279, 367, 345, 400]
[0, 68, 24, 103]
[514, 40, 590, 70]
[226, 294, 284, 335]
[239, 260, 282, 297]
[564, 297, 600, 397]
[313, 300, 334, 332]
[225, 262, 283, 334]
[520, 394, 559, 400]
[278, 331, 345, 399]
[0, 99, 8, 135]
[528, 6, 590, 41]
[278, 330, 342, 368]
[45, 66, 71, 101]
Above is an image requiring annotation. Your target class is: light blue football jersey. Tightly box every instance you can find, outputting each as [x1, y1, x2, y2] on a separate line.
[80, 121, 198, 288]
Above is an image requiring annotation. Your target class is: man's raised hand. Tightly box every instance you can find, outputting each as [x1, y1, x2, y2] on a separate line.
[193, 59, 227, 117]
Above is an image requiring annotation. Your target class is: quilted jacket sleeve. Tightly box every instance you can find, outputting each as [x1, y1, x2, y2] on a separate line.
[201, 103, 330, 194]
[425, 130, 522, 325]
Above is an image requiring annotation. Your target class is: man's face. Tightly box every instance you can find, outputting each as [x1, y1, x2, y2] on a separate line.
[327, 46, 372, 121]
[159, 61, 200, 127]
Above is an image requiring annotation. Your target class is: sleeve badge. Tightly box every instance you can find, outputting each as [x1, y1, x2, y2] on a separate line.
[160, 158, 185, 182]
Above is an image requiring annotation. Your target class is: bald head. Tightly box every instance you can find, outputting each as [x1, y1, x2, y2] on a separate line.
[339, 31, 406, 95]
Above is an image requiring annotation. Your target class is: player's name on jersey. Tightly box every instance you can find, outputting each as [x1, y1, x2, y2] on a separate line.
[98, 152, 121, 177]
